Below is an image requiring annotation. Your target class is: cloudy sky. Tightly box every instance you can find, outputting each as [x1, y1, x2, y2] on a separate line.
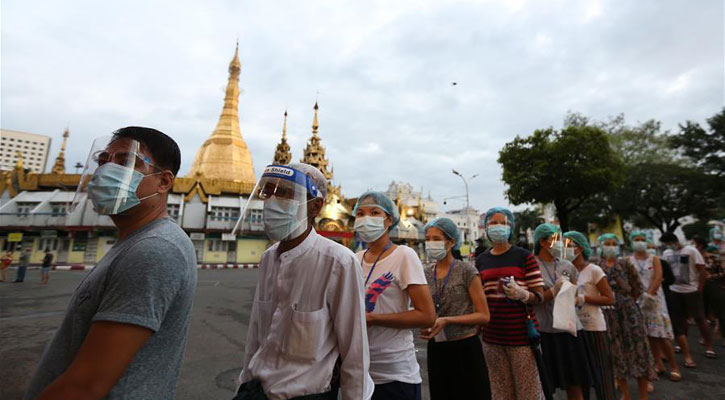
[2, 0, 722, 212]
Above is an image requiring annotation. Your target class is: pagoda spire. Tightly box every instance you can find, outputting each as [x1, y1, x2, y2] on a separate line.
[273, 110, 292, 165]
[301, 101, 333, 183]
[187, 41, 255, 185]
[51, 128, 70, 174]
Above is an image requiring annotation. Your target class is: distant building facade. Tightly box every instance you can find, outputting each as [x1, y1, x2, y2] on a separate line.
[0, 129, 52, 173]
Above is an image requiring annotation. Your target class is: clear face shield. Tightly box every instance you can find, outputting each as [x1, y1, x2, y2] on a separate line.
[231, 165, 323, 242]
[70, 136, 162, 216]
[545, 231, 564, 259]
[485, 213, 511, 244]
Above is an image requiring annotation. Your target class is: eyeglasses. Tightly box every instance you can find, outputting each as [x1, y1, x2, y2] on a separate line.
[92, 150, 159, 170]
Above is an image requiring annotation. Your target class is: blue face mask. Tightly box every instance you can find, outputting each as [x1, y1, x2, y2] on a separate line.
[87, 163, 160, 215]
[487, 225, 511, 244]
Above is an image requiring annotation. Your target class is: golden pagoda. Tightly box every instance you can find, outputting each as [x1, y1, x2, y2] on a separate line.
[301, 102, 333, 182]
[272, 110, 292, 165]
[187, 42, 255, 185]
[51, 128, 70, 174]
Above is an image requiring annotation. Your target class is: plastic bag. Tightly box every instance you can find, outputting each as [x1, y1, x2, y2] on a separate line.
[552, 280, 578, 336]
[639, 292, 658, 312]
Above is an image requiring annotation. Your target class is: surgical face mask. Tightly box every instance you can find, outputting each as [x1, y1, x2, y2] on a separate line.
[354, 216, 386, 243]
[603, 245, 619, 259]
[714, 232, 723, 240]
[487, 225, 511, 244]
[632, 241, 648, 252]
[87, 163, 160, 215]
[548, 241, 563, 259]
[263, 197, 306, 241]
[646, 248, 657, 256]
[425, 241, 448, 261]
[564, 247, 578, 262]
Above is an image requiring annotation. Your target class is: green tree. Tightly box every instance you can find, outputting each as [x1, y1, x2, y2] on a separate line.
[513, 207, 544, 244]
[610, 162, 720, 233]
[498, 125, 623, 232]
[670, 108, 725, 178]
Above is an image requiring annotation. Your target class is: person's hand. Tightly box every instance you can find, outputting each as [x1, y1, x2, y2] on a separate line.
[575, 294, 586, 306]
[420, 317, 448, 340]
[551, 276, 569, 297]
[504, 279, 530, 302]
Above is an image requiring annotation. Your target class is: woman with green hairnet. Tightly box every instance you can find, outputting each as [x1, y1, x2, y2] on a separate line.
[476, 207, 546, 400]
[562, 231, 615, 400]
[420, 217, 491, 400]
[352, 191, 436, 400]
[532, 223, 590, 400]
[628, 231, 681, 382]
[597, 233, 657, 400]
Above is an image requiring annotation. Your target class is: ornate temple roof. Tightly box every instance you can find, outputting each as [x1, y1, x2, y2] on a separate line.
[51, 128, 69, 175]
[187, 42, 256, 185]
[272, 110, 292, 165]
[301, 102, 333, 182]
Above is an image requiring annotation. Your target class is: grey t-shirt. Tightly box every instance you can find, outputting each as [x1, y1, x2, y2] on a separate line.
[424, 260, 480, 339]
[532, 257, 579, 333]
[25, 218, 197, 400]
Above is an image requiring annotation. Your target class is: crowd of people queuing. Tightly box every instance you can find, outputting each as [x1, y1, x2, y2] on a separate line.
[21, 128, 724, 400]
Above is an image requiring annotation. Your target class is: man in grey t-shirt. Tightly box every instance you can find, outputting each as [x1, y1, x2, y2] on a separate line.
[25, 127, 197, 400]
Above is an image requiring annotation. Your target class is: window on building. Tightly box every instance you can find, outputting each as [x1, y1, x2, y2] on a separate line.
[249, 209, 263, 223]
[210, 206, 240, 221]
[39, 238, 59, 251]
[167, 204, 180, 218]
[16, 202, 37, 215]
[207, 240, 227, 252]
[51, 204, 67, 216]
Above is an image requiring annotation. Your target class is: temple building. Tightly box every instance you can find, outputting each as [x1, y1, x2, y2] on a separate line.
[0, 44, 266, 266]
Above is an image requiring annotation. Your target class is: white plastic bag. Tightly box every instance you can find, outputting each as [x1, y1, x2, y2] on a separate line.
[552, 280, 578, 336]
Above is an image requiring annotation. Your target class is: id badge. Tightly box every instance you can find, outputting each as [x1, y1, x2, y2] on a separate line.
[434, 329, 447, 342]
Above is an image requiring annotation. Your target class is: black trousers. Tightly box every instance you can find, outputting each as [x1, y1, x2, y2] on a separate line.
[233, 380, 338, 400]
[427, 335, 491, 400]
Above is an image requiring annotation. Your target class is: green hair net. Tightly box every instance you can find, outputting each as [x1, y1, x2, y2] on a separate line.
[425, 218, 462, 251]
[629, 230, 647, 244]
[710, 227, 723, 242]
[564, 231, 592, 260]
[484, 207, 515, 240]
[534, 223, 561, 255]
[597, 233, 621, 245]
[352, 191, 400, 230]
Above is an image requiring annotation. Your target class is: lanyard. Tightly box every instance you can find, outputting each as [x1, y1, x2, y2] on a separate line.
[433, 259, 456, 313]
[364, 242, 393, 286]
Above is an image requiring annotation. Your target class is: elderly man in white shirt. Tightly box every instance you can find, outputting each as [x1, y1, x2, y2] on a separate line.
[234, 162, 373, 400]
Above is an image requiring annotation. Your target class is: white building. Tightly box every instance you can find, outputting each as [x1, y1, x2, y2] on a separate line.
[0, 129, 52, 173]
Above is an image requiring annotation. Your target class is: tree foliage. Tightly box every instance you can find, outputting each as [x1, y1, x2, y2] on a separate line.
[498, 125, 623, 232]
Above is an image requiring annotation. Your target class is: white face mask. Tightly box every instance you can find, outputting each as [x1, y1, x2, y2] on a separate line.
[263, 197, 306, 241]
[603, 245, 619, 259]
[425, 241, 448, 261]
[354, 216, 386, 243]
[548, 241, 563, 259]
[564, 247, 578, 262]
[632, 241, 648, 252]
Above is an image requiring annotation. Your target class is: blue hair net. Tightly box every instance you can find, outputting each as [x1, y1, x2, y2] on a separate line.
[564, 231, 592, 260]
[534, 223, 561, 255]
[484, 207, 516, 240]
[597, 233, 621, 245]
[352, 191, 400, 230]
[425, 218, 462, 251]
[629, 230, 647, 244]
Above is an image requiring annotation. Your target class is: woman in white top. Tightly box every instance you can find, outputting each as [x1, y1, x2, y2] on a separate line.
[353, 191, 436, 400]
[563, 231, 616, 400]
[629, 231, 681, 382]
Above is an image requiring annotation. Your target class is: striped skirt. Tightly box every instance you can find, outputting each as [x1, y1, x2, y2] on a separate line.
[581, 330, 616, 400]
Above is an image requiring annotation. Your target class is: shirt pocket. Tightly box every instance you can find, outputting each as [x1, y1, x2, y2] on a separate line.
[281, 306, 329, 362]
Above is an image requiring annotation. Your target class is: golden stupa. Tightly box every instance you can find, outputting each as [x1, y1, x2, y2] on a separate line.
[187, 42, 255, 185]
[272, 110, 292, 165]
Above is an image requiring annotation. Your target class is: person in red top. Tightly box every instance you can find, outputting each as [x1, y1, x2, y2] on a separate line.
[476, 207, 545, 399]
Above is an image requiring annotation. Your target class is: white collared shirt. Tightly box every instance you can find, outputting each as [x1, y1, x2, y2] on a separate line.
[240, 228, 374, 400]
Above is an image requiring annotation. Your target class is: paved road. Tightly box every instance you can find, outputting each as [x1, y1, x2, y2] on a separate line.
[1, 270, 724, 400]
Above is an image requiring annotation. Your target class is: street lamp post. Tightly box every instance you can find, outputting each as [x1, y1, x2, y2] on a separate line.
[451, 169, 478, 244]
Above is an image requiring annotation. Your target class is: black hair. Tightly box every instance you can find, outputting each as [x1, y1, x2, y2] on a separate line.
[660, 232, 678, 244]
[111, 126, 181, 175]
[692, 235, 708, 249]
